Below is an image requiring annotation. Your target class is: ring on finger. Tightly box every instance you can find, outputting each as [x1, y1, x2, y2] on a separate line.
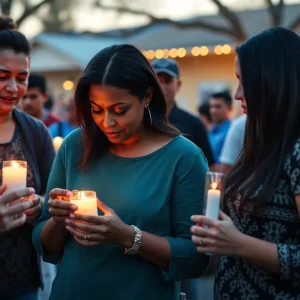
[83, 235, 90, 241]
[199, 238, 204, 246]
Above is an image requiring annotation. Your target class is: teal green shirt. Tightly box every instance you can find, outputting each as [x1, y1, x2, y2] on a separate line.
[32, 129, 209, 300]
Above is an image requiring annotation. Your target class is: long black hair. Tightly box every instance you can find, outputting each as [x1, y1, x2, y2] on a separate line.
[75, 44, 180, 169]
[225, 27, 300, 211]
[0, 16, 30, 54]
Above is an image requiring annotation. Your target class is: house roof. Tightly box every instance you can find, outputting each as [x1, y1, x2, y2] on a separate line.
[30, 3, 300, 72]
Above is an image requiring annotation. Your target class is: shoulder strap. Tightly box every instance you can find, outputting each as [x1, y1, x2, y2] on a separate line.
[58, 121, 63, 137]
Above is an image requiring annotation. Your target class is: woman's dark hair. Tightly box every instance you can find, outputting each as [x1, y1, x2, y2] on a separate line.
[225, 27, 300, 212]
[75, 44, 180, 169]
[0, 16, 30, 54]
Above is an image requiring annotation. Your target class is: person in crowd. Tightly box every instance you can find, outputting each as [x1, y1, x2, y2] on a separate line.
[152, 58, 215, 168]
[0, 17, 55, 300]
[20, 74, 60, 127]
[208, 91, 232, 163]
[49, 97, 77, 138]
[198, 101, 212, 132]
[219, 114, 246, 173]
[32, 44, 210, 300]
[191, 27, 300, 299]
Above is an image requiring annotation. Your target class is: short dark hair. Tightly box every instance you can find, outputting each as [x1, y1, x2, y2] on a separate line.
[211, 91, 232, 107]
[75, 44, 180, 169]
[28, 74, 47, 94]
[0, 16, 30, 55]
[198, 102, 212, 122]
[226, 27, 300, 212]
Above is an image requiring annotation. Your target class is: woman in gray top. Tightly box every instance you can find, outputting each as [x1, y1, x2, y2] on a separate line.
[0, 17, 55, 299]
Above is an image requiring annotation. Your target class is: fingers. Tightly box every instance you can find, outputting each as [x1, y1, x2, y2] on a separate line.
[219, 211, 230, 221]
[65, 218, 104, 233]
[0, 185, 7, 195]
[0, 188, 35, 205]
[49, 188, 72, 200]
[0, 200, 33, 217]
[48, 199, 77, 211]
[191, 215, 219, 228]
[70, 213, 105, 224]
[97, 199, 114, 216]
[73, 235, 98, 247]
[0, 214, 27, 233]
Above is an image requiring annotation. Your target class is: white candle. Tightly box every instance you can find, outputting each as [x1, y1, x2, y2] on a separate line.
[53, 136, 64, 153]
[69, 191, 98, 216]
[205, 189, 221, 220]
[2, 160, 27, 194]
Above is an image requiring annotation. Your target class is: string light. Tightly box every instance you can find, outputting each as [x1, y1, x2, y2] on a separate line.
[147, 50, 155, 60]
[163, 49, 170, 58]
[214, 45, 223, 55]
[191, 47, 200, 56]
[169, 48, 178, 58]
[63, 80, 74, 91]
[199, 46, 209, 56]
[222, 44, 232, 54]
[155, 49, 164, 59]
[177, 48, 186, 58]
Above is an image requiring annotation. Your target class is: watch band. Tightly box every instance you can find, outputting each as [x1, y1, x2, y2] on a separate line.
[123, 225, 142, 255]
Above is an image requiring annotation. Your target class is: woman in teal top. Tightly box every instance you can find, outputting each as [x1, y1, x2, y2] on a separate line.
[32, 44, 209, 300]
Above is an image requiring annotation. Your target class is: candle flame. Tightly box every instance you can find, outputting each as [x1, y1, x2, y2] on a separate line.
[12, 161, 19, 168]
[212, 183, 217, 190]
[80, 192, 86, 200]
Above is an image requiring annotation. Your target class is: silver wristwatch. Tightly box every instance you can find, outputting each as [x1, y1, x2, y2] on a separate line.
[123, 225, 142, 255]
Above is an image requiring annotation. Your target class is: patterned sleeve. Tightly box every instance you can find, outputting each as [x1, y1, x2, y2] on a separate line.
[278, 138, 300, 282]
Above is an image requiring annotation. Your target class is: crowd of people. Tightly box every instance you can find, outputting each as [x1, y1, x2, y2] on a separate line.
[0, 15, 300, 300]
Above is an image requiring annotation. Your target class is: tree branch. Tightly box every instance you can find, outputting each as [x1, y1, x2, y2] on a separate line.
[265, 0, 285, 27]
[94, 0, 247, 42]
[16, 0, 57, 27]
[288, 15, 300, 31]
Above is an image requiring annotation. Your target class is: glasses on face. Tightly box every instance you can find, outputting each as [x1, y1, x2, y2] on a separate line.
[157, 74, 174, 85]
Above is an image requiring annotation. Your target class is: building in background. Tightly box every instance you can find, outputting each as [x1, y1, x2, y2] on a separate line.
[29, 4, 300, 116]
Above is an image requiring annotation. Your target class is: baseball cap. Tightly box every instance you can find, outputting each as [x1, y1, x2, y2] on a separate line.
[151, 58, 180, 78]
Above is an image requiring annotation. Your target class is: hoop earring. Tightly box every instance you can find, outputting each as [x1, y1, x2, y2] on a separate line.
[147, 105, 153, 125]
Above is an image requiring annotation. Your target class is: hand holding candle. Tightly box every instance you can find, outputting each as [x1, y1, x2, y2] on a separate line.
[2, 160, 27, 195]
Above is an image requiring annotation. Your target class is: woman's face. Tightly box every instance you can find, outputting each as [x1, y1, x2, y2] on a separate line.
[234, 57, 247, 114]
[89, 84, 150, 144]
[0, 49, 29, 116]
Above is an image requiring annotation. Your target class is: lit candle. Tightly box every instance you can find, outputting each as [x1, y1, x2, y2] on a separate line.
[205, 183, 221, 220]
[53, 136, 64, 153]
[2, 160, 27, 194]
[69, 191, 98, 216]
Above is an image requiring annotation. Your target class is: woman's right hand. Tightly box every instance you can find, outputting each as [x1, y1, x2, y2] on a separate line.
[0, 185, 36, 233]
[48, 188, 77, 225]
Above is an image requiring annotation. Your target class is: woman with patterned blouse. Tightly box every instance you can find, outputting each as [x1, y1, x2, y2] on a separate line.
[191, 27, 300, 299]
[0, 17, 55, 299]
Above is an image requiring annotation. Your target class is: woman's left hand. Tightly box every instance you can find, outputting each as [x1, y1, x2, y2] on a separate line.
[65, 200, 135, 248]
[190, 211, 246, 256]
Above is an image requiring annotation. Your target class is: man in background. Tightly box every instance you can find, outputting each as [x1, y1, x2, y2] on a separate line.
[220, 114, 246, 173]
[49, 97, 77, 138]
[208, 91, 232, 163]
[20, 74, 60, 127]
[152, 58, 215, 168]
[152, 58, 215, 300]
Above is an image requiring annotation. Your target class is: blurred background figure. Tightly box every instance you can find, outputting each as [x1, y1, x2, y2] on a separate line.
[20, 74, 60, 127]
[152, 58, 215, 169]
[219, 114, 246, 173]
[198, 101, 212, 132]
[49, 96, 77, 138]
[208, 91, 232, 163]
